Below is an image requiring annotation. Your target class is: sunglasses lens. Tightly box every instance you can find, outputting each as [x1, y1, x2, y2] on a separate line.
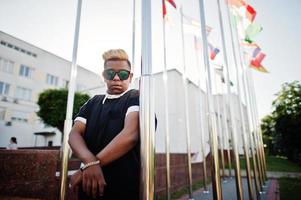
[104, 69, 116, 80]
[118, 70, 130, 80]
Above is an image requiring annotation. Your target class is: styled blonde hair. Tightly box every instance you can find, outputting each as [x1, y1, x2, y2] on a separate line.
[102, 49, 131, 69]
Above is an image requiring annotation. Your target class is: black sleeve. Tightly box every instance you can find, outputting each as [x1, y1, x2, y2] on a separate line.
[74, 95, 98, 121]
[127, 90, 139, 108]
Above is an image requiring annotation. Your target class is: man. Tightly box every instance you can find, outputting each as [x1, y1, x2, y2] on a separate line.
[68, 49, 140, 200]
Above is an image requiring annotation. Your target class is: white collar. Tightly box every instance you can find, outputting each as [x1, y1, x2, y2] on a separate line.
[102, 89, 130, 104]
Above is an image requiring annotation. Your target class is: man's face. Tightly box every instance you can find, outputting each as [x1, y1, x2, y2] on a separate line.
[102, 60, 132, 95]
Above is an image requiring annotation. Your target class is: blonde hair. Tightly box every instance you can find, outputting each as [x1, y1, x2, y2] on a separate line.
[102, 49, 128, 61]
[102, 49, 131, 69]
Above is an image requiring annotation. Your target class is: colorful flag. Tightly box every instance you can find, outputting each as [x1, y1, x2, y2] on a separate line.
[249, 52, 268, 73]
[245, 23, 262, 42]
[226, 0, 246, 8]
[246, 5, 256, 22]
[163, 0, 177, 18]
[252, 47, 261, 58]
[208, 42, 220, 60]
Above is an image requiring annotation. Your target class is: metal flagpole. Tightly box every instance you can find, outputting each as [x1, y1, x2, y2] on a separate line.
[242, 68, 262, 199]
[213, 74, 226, 181]
[246, 71, 265, 189]
[233, 13, 266, 189]
[132, 0, 136, 72]
[198, 0, 222, 199]
[232, 23, 262, 196]
[223, 1, 256, 199]
[249, 72, 267, 182]
[140, 0, 156, 199]
[162, 0, 171, 198]
[59, 0, 82, 199]
[215, 0, 245, 198]
[221, 89, 232, 179]
[194, 36, 209, 193]
[180, 6, 193, 199]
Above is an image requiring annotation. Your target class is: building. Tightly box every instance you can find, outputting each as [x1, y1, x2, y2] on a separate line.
[0, 31, 105, 147]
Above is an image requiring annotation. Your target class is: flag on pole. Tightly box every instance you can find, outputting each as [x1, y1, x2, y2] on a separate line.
[246, 4, 256, 22]
[244, 23, 262, 43]
[163, 0, 177, 18]
[208, 42, 220, 60]
[249, 52, 268, 73]
[252, 47, 261, 58]
[226, 0, 246, 8]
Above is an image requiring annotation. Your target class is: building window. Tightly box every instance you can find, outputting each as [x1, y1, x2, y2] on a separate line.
[46, 74, 58, 86]
[15, 86, 32, 101]
[0, 81, 10, 95]
[0, 57, 14, 74]
[0, 40, 38, 58]
[19, 64, 34, 78]
[11, 110, 28, 123]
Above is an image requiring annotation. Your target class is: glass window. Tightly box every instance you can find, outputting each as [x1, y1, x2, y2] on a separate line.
[0, 57, 14, 74]
[11, 110, 28, 123]
[15, 86, 32, 101]
[19, 64, 34, 78]
[46, 74, 58, 86]
[0, 40, 7, 46]
[0, 81, 10, 95]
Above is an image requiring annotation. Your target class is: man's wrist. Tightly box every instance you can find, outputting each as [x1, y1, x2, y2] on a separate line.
[80, 160, 100, 171]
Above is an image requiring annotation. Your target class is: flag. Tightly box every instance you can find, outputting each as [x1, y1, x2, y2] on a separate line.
[241, 41, 259, 48]
[245, 23, 262, 42]
[246, 4, 256, 22]
[208, 42, 220, 60]
[182, 14, 212, 36]
[249, 52, 268, 73]
[163, 0, 177, 18]
[252, 47, 261, 58]
[226, 0, 246, 8]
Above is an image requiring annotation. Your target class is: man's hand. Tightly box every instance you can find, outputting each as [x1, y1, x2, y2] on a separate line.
[70, 170, 83, 192]
[82, 165, 107, 198]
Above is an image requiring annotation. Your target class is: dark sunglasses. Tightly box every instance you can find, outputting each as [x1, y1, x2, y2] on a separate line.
[103, 69, 131, 81]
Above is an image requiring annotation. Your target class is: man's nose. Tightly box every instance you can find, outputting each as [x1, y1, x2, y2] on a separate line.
[112, 73, 120, 81]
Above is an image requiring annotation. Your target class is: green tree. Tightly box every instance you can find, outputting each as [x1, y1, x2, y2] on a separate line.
[270, 81, 301, 164]
[37, 88, 90, 142]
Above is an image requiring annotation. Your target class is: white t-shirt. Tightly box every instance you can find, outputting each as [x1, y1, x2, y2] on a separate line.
[7, 143, 18, 150]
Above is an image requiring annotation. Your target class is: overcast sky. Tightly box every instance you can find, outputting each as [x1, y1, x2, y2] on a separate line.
[0, 0, 300, 119]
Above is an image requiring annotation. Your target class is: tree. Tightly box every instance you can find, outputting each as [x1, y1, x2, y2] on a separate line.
[37, 89, 90, 142]
[265, 81, 301, 164]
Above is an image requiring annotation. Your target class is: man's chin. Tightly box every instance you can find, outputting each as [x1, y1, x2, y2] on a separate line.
[108, 88, 124, 94]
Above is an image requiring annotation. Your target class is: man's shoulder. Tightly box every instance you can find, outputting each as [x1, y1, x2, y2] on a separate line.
[127, 89, 139, 98]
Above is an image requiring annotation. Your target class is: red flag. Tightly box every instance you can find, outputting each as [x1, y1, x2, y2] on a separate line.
[246, 5, 256, 22]
[249, 52, 268, 73]
[163, 0, 177, 18]
[251, 52, 265, 67]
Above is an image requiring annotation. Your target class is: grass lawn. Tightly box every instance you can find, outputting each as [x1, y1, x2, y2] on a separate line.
[236, 155, 301, 172]
[279, 177, 301, 200]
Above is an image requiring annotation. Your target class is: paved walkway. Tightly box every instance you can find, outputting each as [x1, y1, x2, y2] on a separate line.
[178, 178, 279, 200]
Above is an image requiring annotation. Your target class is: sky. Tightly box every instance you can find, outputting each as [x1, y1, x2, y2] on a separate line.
[0, 0, 300, 119]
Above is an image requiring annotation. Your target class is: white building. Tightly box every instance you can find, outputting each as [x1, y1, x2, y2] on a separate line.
[133, 69, 249, 160]
[0, 31, 105, 147]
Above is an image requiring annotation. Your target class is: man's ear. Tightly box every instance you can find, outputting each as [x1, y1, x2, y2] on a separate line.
[129, 73, 134, 82]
